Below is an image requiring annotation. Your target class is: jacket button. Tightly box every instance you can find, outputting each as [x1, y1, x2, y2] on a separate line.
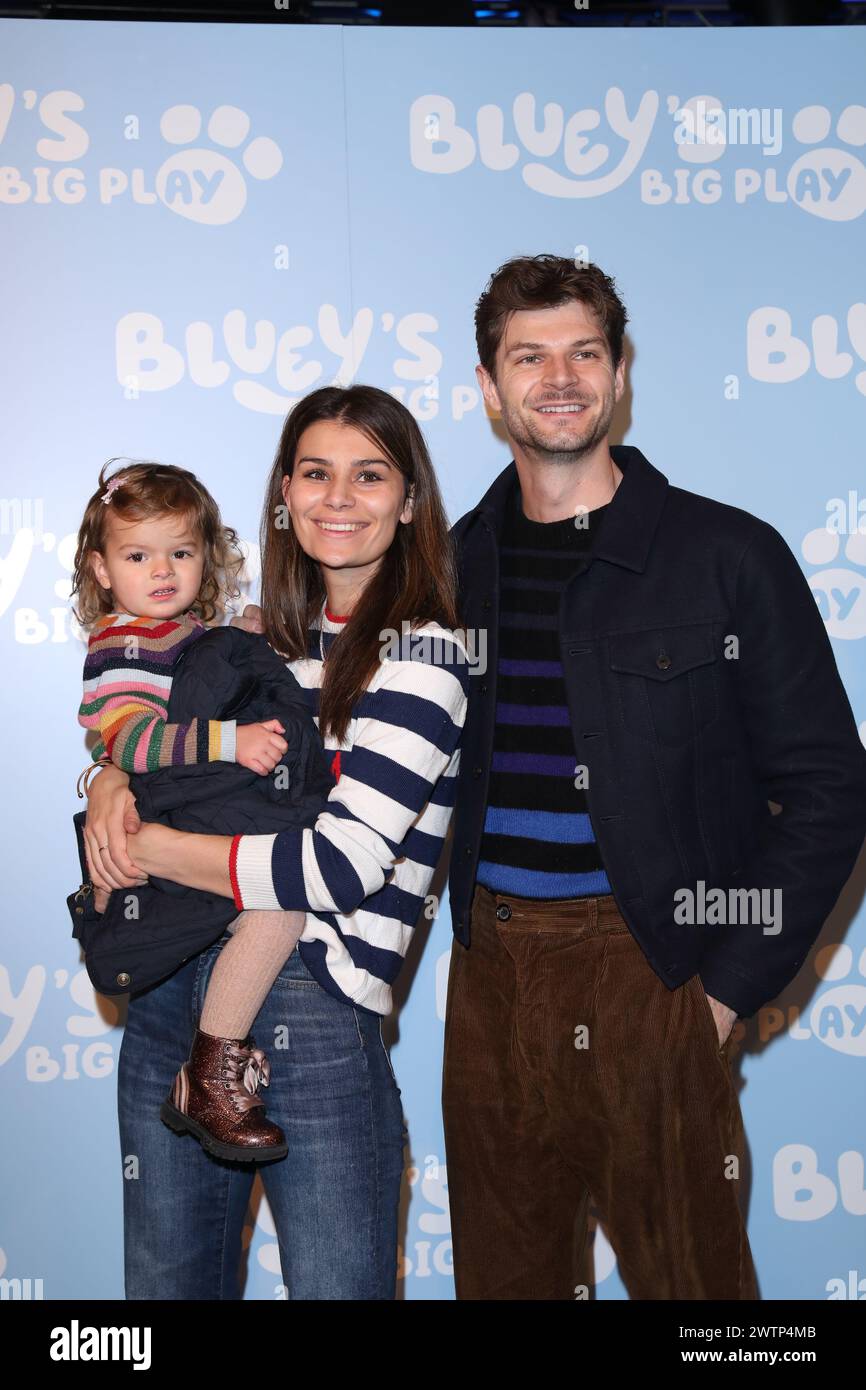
[656, 651, 672, 670]
[116, 972, 131, 987]
[495, 904, 512, 921]
[480, 683, 487, 694]
[464, 846, 472, 857]
[473, 766, 482, 777]
[483, 598, 492, 610]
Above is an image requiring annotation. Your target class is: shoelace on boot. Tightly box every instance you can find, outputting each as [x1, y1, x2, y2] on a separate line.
[222, 1040, 272, 1114]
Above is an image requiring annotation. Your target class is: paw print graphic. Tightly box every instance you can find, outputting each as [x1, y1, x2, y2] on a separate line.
[811, 942, 866, 1057]
[801, 524, 866, 640]
[787, 104, 866, 222]
[156, 104, 283, 226]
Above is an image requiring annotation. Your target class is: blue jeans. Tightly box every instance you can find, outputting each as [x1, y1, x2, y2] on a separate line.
[118, 932, 407, 1299]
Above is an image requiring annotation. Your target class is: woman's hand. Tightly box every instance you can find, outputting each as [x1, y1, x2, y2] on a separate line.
[124, 822, 235, 900]
[124, 822, 180, 878]
[230, 603, 264, 635]
[87, 771, 234, 900]
[85, 764, 147, 892]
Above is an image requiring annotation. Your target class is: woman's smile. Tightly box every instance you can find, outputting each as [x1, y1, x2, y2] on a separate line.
[311, 519, 371, 537]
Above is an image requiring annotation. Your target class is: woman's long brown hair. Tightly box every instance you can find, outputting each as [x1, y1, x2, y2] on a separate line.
[259, 385, 462, 746]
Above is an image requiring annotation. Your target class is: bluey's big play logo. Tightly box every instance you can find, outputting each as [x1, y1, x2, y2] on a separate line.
[801, 518, 866, 640]
[808, 944, 866, 1057]
[410, 89, 866, 221]
[154, 104, 282, 224]
[0, 86, 283, 224]
[758, 943, 866, 1057]
[747, 303, 866, 398]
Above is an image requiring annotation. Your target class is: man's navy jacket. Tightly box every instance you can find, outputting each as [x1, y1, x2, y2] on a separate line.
[446, 444, 866, 1019]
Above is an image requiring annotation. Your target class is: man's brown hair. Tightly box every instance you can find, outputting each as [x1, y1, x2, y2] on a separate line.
[475, 254, 629, 381]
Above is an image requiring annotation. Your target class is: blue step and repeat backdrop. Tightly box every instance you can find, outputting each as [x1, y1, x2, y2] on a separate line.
[1, 18, 865, 1300]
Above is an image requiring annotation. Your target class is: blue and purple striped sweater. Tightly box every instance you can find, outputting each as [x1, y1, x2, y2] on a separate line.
[475, 479, 612, 899]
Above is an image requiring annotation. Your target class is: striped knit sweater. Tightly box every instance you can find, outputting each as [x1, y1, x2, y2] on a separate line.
[475, 477, 613, 898]
[230, 605, 471, 1015]
[79, 612, 237, 771]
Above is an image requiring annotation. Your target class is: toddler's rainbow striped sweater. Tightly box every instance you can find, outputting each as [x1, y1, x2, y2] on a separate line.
[78, 612, 237, 771]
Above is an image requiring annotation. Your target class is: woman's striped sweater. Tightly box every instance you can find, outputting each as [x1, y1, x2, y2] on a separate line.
[230, 606, 471, 1016]
[79, 612, 237, 771]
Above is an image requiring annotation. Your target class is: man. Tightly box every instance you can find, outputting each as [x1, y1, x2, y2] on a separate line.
[442, 253, 866, 1300]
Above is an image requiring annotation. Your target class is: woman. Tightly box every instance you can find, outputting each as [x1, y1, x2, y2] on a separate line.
[84, 384, 470, 1299]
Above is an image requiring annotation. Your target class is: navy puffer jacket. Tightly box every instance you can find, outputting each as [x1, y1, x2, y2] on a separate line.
[69, 626, 335, 996]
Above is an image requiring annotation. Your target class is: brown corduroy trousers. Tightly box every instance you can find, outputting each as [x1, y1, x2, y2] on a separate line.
[442, 883, 759, 1300]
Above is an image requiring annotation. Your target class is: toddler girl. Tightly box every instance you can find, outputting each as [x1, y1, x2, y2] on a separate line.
[72, 459, 311, 1163]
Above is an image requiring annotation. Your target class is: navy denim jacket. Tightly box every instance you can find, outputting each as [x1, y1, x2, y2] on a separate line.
[447, 445, 866, 1018]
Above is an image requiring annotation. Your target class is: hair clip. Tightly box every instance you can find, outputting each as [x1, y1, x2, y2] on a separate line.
[101, 475, 126, 505]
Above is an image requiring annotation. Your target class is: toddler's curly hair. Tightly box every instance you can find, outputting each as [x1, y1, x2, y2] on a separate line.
[71, 458, 246, 628]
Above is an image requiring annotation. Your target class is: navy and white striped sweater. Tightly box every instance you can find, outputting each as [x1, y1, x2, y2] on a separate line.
[230, 606, 470, 1015]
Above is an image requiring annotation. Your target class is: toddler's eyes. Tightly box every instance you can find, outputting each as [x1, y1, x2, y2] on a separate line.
[125, 549, 195, 562]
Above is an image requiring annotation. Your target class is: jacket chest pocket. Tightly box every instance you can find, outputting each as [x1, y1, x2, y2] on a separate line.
[609, 622, 719, 747]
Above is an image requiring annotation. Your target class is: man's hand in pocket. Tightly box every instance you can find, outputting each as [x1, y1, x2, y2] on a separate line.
[706, 994, 737, 1047]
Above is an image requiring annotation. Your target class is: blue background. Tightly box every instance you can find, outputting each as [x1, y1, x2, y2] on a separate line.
[1, 18, 864, 1300]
